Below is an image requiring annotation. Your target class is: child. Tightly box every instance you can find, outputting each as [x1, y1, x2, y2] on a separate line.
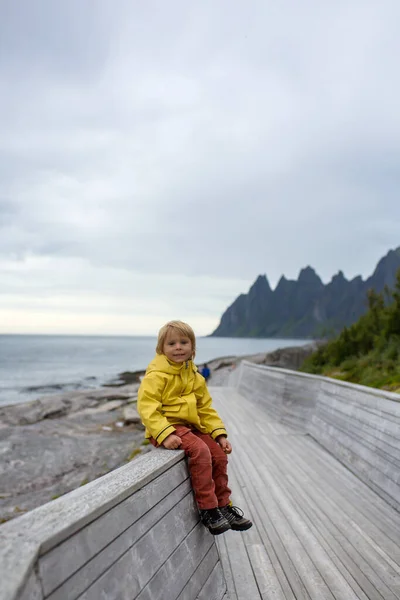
[201, 363, 211, 382]
[137, 320, 252, 535]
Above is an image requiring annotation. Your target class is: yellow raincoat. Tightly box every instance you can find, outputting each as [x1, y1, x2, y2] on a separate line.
[137, 354, 227, 444]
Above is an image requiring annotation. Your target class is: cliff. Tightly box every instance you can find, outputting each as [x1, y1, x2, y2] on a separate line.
[212, 246, 400, 338]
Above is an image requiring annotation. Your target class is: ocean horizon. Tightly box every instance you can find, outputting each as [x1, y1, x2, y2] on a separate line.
[0, 334, 310, 406]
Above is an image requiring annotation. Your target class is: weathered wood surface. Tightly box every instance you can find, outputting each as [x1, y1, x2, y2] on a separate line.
[212, 386, 400, 600]
[3, 360, 399, 600]
[0, 450, 226, 600]
[232, 361, 400, 511]
[310, 378, 400, 512]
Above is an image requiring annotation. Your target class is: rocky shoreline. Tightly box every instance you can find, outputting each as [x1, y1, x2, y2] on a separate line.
[0, 342, 317, 523]
[0, 383, 148, 524]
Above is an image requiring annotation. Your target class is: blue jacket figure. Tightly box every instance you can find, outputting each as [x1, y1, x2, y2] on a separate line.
[201, 363, 211, 381]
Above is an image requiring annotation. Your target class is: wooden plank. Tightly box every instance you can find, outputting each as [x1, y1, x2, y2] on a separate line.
[215, 534, 238, 600]
[0, 451, 187, 600]
[287, 434, 400, 537]
[290, 484, 400, 600]
[228, 386, 399, 552]
[136, 523, 214, 600]
[220, 529, 262, 599]
[310, 418, 400, 508]
[212, 414, 316, 598]
[218, 387, 400, 537]
[233, 452, 347, 600]
[176, 546, 220, 600]
[245, 437, 398, 600]
[197, 562, 227, 600]
[75, 492, 199, 600]
[212, 387, 400, 600]
[247, 384, 398, 552]
[220, 467, 295, 600]
[47, 480, 193, 600]
[280, 436, 400, 558]
[41, 462, 189, 597]
[280, 485, 375, 600]
[318, 379, 400, 419]
[311, 412, 400, 474]
[19, 570, 43, 600]
[315, 407, 400, 462]
[214, 391, 314, 600]
[316, 398, 400, 443]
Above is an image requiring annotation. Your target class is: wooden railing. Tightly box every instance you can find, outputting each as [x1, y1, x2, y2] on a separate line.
[0, 450, 226, 600]
[230, 361, 400, 512]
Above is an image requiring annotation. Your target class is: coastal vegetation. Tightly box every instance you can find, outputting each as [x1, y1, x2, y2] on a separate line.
[300, 270, 400, 393]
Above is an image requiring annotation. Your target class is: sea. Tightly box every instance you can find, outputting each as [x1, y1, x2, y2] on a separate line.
[0, 335, 309, 407]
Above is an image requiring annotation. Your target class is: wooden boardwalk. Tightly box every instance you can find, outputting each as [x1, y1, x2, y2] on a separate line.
[212, 387, 400, 600]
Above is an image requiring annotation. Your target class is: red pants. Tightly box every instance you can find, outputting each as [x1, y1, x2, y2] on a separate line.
[152, 425, 231, 509]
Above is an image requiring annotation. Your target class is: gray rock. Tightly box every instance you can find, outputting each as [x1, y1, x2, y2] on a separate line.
[69, 400, 126, 417]
[0, 385, 147, 524]
[0, 384, 140, 427]
[207, 343, 322, 387]
[252, 342, 322, 370]
[123, 405, 141, 424]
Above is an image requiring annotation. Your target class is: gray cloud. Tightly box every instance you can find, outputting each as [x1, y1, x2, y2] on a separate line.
[1, 0, 399, 333]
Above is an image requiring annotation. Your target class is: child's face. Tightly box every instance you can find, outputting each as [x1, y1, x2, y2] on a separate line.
[163, 329, 193, 363]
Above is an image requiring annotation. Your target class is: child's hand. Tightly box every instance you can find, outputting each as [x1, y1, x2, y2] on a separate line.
[216, 435, 232, 454]
[162, 434, 182, 450]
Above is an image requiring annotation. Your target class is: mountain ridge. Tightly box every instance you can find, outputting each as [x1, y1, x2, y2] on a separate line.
[211, 246, 400, 338]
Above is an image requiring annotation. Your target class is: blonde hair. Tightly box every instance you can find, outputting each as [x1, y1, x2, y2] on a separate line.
[156, 320, 196, 357]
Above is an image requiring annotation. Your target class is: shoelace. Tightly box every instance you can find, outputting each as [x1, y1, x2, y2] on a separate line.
[229, 505, 244, 518]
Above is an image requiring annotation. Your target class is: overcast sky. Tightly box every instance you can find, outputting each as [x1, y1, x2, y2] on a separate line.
[0, 0, 399, 336]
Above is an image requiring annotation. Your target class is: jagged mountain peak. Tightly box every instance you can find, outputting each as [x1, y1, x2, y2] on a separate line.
[298, 266, 323, 285]
[211, 246, 400, 338]
[330, 270, 348, 283]
[250, 274, 271, 292]
[350, 275, 363, 285]
[373, 247, 400, 271]
[368, 246, 400, 290]
[274, 275, 290, 293]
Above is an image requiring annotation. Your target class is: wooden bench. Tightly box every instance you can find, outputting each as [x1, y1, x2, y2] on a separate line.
[212, 361, 400, 599]
[0, 451, 226, 600]
[2, 361, 399, 600]
[232, 360, 400, 511]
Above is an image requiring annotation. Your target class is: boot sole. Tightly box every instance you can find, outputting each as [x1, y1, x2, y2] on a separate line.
[230, 522, 253, 531]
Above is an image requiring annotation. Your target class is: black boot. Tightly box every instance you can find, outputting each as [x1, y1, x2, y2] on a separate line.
[200, 507, 231, 535]
[220, 504, 253, 531]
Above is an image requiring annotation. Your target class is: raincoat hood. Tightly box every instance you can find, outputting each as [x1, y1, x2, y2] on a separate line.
[145, 353, 198, 376]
